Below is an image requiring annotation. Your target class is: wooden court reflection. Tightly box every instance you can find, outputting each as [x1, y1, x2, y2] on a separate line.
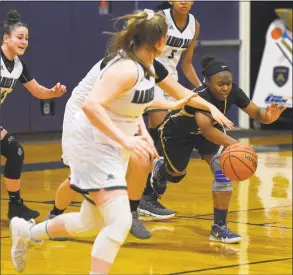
[1, 135, 292, 274]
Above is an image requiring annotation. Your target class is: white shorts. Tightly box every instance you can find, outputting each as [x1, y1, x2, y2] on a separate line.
[66, 112, 136, 193]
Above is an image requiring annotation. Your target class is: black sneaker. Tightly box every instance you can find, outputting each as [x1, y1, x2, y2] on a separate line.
[138, 193, 175, 219]
[130, 211, 151, 240]
[8, 199, 40, 221]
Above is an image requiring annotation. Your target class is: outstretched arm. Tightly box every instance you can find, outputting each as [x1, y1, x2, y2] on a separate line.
[23, 79, 66, 99]
[241, 102, 288, 124]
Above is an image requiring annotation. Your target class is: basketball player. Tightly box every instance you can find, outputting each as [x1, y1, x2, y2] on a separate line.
[9, 11, 234, 274]
[141, 1, 202, 218]
[0, 10, 66, 221]
[143, 56, 287, 243]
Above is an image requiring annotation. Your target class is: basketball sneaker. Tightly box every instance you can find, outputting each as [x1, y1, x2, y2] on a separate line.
[130, 211, 152, 239]
[8, 199, 40, 221]
[10, 217, 36, 272]
[138, 193, 175, 219]
[209, 223, 241, 244]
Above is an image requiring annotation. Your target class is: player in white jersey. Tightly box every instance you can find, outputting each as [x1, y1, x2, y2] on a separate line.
[45, 58, 195, 241]
[141, 1, 202, 219]
[9, 10, 234, 274]
[0, 10, 66, 221]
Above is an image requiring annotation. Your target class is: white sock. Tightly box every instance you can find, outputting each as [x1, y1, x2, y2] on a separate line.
[30, 221, 51, 241]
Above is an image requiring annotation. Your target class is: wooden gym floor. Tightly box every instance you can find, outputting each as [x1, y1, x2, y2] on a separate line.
[1, 132, 292, 274]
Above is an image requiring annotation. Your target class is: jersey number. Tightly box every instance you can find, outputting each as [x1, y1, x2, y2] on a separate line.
[168, 50, 177, 59]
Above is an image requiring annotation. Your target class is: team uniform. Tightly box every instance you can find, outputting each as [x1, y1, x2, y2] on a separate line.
[61, 53, 168, 195]
[0, 48, 33, 131]
[159, 83, 251, 173]
[0, 48, 40, 221]
[154, 8, 196, 102]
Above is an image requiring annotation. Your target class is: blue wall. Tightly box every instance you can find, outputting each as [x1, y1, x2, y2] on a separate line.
[0, 1, 240, 133]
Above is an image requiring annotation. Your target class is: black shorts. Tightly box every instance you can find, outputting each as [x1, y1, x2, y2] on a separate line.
[158, 124, 224, 173]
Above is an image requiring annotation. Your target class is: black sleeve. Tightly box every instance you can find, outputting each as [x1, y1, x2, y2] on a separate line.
[153, 59, 169, 83]
[19, 61, 34, 84]
[235, 87, 251, 108]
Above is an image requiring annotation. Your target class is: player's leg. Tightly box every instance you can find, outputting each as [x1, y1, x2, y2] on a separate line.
[126, 154, 152, 239]
[139, 128, 194, 219]
[0, 128, 39, 220]
[147, 85, 169, 146]
[89, 189, 132, 275]
[197, 132, 241, 244]
[148, 110, 168, 146]
[47, 176, 77, 218]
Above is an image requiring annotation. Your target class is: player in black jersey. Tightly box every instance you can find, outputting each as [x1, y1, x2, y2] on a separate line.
[1, 10, 66, 220]
[141, 56, 287, 243]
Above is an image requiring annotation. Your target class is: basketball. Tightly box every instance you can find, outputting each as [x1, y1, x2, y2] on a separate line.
[220, 143, 258, 181]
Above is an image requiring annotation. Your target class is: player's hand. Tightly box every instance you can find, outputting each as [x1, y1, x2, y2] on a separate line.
[265, 103, 288, 123]
[51, 82, 67, 97]
[210, 106, 234, 130]
[122, 136, 159, 163]
[170, 93, 198, 110]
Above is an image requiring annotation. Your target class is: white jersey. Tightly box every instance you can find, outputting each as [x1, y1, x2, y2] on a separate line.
[156, 8, 196, 80]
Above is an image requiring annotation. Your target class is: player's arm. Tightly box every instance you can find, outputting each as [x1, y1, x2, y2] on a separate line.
[82, 59, 138, 146]
[181, 20, 201, 88]
[157, 75, 234, 129]
[21, 61, 66, 99]
[241, 101, 288, 124]
[195, 111, 238, 147]
[150, 93, 196, 110]
[24, 79, 66, 99]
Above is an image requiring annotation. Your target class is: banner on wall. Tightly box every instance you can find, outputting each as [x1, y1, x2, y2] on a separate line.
[253, 19, 292, 108]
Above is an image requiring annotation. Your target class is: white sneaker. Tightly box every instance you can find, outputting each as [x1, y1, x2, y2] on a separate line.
[10, 217, 34, 272]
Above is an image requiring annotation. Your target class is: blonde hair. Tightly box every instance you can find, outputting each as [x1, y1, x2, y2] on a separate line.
[104, 10, 168, 77]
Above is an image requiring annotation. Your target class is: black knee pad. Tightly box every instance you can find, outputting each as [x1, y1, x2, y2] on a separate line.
[1, 134, 24, 179]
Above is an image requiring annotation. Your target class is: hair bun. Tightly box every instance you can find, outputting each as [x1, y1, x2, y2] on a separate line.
[7, 10, 21, 24]
[201, 56, 215, 69]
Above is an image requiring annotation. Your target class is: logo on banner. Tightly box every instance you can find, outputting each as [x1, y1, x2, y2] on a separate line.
[273, 66, 289, 87]
[265, 94, 289, 104]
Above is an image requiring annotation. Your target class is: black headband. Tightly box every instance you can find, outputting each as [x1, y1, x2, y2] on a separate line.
[202, 60, 232, 77]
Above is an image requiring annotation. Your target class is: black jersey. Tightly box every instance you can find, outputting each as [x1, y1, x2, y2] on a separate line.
[163, 83, 251, 136]
[0, 48, 33, 104]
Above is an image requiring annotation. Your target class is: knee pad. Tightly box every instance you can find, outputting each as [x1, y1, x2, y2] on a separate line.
[210, 154, 232, 192]
[64, 200, 102, 238]
[1, 134, 24, 179]
[98, 195, 132, 244]
[91, 196, 132, 264]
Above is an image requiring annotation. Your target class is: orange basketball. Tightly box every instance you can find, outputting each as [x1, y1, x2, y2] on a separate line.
[220, 143, 258, 181]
